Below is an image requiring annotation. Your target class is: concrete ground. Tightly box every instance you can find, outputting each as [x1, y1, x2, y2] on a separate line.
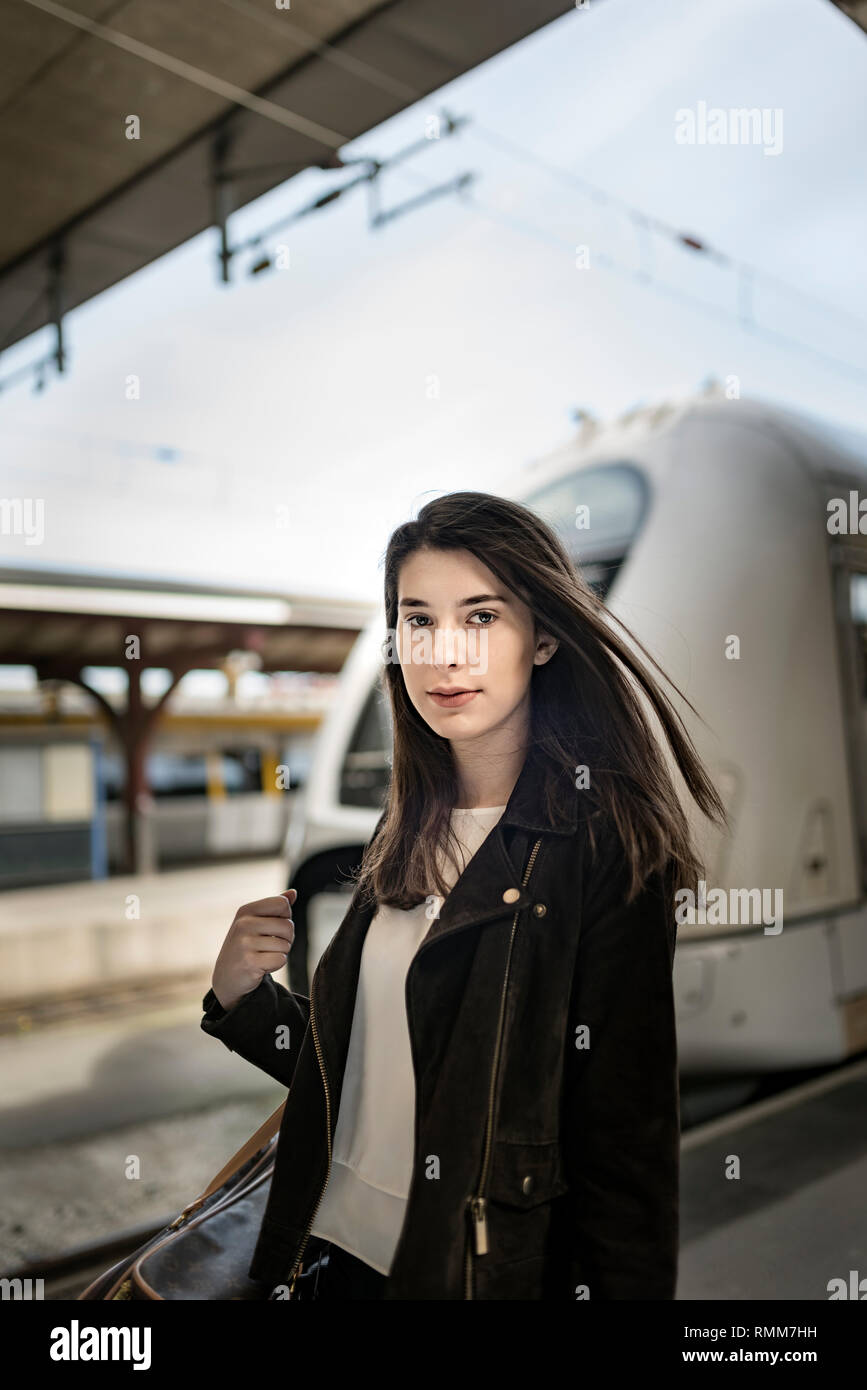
[0, 995, 284, 1274]
[678, 1060, 867, 1299]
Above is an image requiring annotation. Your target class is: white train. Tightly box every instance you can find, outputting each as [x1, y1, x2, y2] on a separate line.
[284, 388, 867, 1076]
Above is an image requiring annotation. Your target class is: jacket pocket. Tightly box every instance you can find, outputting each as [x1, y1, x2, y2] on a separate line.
[487, 1138, 569, 1209]
[470, 1139, 570, 1291]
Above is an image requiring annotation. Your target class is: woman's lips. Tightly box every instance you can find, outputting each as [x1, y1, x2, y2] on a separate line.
[428, 689, 480, 708]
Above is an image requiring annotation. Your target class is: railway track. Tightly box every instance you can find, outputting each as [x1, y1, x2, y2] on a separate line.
[9, 1217, 175, 1301]
[0, 970, 211, 1036]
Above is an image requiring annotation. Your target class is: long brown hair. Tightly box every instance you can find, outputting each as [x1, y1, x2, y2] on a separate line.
[354, 490, 727, 910]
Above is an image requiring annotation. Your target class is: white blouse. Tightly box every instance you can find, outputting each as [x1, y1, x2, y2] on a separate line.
[310, 804, 507, 1275]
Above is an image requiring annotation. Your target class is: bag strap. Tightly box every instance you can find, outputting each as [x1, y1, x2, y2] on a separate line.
[168, 1099, 286, 1228]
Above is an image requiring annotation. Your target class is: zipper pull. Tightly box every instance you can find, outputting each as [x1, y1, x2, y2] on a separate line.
[287, 1261, 303, 1297]
[470, 1196, 489, 1255]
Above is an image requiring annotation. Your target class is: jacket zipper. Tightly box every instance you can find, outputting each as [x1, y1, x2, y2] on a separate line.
[464, 836, 542, 1300]
[285, 967, 332, 1297]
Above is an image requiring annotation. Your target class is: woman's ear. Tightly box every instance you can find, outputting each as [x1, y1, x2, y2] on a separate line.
[534, 630, 559, 665]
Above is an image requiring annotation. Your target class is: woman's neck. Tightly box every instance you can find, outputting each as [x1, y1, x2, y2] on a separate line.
[450, 726, 528, 811]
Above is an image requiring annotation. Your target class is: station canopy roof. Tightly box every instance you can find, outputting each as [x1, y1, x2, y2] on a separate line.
[0, 0, 574, 357]
[0, 565, 377, 676]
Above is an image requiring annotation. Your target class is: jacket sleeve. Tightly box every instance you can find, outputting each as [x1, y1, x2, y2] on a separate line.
[200, 806, 388, 1088]
[200, 975, 311, 1090]
[561, 827, 680, 1300]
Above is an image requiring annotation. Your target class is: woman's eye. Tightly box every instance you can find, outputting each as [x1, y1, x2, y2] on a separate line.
[405, 611, 497, 627]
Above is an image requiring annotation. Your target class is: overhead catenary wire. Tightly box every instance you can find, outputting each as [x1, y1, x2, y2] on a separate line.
[5, 0, 866, 395]
[466, 121, 867, 339]
[382, 161, 867, 387]
[207, 0, 867, 343]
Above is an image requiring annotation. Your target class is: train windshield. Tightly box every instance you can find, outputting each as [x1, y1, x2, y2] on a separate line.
[521, 461, 649, 598]
[339, 680, 392, 809]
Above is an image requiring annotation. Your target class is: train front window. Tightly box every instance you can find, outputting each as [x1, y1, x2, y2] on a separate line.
[339, 680, 392, 809]
[522, 462, 650, 599]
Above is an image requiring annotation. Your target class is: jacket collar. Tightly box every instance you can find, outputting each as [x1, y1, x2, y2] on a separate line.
[431, 750, 579, 939]
[498, 746, 579, 837]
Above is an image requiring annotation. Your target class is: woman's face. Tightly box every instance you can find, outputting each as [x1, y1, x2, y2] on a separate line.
[395, 546, 558, 745]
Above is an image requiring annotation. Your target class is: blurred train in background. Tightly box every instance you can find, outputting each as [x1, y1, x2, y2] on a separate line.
[282, 387, 867, 1078]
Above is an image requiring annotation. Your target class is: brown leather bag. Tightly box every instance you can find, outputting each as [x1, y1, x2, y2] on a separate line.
[77, 1100, 287, 1301]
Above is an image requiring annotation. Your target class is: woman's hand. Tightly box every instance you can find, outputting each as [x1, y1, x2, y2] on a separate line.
[211, 888, 297, 1012]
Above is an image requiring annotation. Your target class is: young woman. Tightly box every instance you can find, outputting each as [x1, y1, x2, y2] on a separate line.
[202, 490, 726, 1300]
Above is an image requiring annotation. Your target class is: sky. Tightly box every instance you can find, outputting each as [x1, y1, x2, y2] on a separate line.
[1, 0, 866, 602]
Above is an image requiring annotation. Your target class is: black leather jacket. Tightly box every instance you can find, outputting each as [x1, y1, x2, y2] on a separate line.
[201, 752, 680, 1299]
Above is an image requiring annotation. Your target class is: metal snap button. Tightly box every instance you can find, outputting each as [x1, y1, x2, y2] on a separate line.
[502, 887, 521, 904]
[533, 902, 547, 917]
[522, 1175, 535, 1195]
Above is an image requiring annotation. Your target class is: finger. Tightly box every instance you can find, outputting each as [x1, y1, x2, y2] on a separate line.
[250, 924, 294, 947]
[255, 932, 294, 953]
[259, 952, 292, 973]
[241, 895, 294, 918]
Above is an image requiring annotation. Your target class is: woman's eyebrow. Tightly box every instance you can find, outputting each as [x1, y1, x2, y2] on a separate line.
[398, 593, 509, 609]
